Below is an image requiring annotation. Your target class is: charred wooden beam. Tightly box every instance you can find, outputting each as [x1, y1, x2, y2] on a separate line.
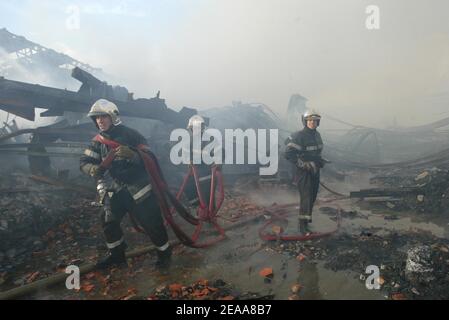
[350, 187, 423, 199]
[0, 67, 197, 127]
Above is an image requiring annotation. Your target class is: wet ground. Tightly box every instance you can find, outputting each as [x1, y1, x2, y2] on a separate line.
[1, 172, 449, 300]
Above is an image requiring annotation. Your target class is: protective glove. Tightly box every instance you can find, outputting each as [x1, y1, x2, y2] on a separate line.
[304, 161, 318, 173]
[89, 165, 106, 179]
[115, 145, 137, 160]
[297, 159, 318, 174]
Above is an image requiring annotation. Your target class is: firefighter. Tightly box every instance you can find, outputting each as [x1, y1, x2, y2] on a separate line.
[184, 115, 216, 208]
[80, 99, 171, 270]
[284, 109, 325, 234]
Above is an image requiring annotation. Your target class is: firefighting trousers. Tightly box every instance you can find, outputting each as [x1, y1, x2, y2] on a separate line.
[297, 169, 320, 221]
[101, 189, 169, 251]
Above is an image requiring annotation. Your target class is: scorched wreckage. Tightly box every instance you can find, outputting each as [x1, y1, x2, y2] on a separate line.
[1, 27, 449, 302]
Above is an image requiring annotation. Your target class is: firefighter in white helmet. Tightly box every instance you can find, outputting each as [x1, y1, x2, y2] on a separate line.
[80, 99, 171, 270]
[184, 115, 222, 208]
[86, 98, 122, 126]
[284, 109, 325, 234]
[187, 115, 207, 133]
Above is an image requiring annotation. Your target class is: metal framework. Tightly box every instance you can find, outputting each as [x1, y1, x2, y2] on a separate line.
[0, 28, 101, 76]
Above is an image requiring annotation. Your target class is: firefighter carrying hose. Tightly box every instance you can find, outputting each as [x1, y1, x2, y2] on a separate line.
[80, 99, 171, 270]
[284, 109, 326, 234]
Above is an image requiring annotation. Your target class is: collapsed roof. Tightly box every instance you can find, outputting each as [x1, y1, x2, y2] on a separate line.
[0, 27, 103, 87]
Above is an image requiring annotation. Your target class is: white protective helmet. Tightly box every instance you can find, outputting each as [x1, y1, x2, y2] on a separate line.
[187, 115, 206, 131]
[302, 109, 321, 127]
[87, 99, 122, 126]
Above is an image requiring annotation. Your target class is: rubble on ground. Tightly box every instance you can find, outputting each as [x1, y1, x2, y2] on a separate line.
[352, 168, 449, 214]
[70, 276, 274, 300]
[319, 207, 367, 220]
[269, 230, 449, 299]
[148, 279, 273, 300]
[0, 171, 155, 291]
[0, 173, 95, 274]
[0, 176, 270, 295]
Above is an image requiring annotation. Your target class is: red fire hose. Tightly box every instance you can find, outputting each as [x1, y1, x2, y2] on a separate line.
[173, 164, 226, 247]
[258, 201, 342, 242]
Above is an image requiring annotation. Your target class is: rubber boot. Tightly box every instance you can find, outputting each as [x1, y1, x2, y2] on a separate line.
[298, 220, 311, 235]
[155, 246, 172, 270]
[96, 243, 128, 269]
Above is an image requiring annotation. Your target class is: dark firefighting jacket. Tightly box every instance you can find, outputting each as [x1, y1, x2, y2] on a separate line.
[284, 126, 324, 168]
[80, 124, 152, 203]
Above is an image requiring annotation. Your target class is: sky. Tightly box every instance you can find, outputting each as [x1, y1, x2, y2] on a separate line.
[1, 0, 449, 127]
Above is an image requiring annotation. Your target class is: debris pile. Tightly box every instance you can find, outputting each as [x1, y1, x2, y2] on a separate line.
[319, 207, 367, 220]
[219, 193, 265, 222]
[269, 231, 449, 299]
[405, 245, 435, 284]
[148, 279, 273, 300]
[351, 168, 449, 214]
[0, 173, 95, 273]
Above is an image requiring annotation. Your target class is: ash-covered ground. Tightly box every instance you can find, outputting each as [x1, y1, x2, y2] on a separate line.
[1, 166, 449, 300]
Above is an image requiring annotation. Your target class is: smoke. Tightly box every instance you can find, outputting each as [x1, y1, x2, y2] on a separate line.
[2, 0, 449, 127]
[0, 48, 60, 88]
[0, 47, 62, 128]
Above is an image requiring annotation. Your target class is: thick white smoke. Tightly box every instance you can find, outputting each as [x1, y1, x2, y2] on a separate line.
[2, 0, 449, 127]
